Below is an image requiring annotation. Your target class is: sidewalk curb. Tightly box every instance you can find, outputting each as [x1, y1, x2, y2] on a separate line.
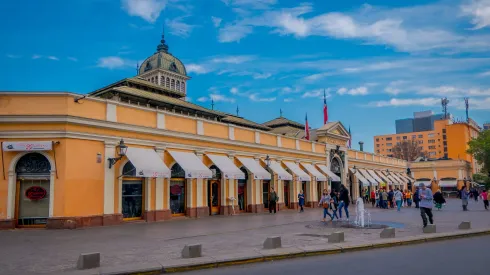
[97, 229, 490, 274]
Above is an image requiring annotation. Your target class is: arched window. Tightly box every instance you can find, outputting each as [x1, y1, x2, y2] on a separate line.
[171, 79, 175, 90]
[151, 77, 154, 83]
[181, 82, 185, 93]
[176, 80, 180, 91]
[171, 163, 186, 178]
[15, 153, 51, 175]
[122, 161, 136, 177]
[166, 77, 170, 88]
[160, 76, 165, 86]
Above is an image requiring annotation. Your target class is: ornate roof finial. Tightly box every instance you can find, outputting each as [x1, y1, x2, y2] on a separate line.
[156, 24, 169, 53]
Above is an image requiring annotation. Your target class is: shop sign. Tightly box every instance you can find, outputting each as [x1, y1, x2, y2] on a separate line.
[2, 141, 52, 152]
[25, 186, 47, 200]
[170, 185, 182, 195]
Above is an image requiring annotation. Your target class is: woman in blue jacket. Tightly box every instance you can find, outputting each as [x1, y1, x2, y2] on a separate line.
[298, 190, 305, 213]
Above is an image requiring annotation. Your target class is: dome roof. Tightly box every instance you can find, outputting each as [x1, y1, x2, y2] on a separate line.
[138, 30, 187, 76]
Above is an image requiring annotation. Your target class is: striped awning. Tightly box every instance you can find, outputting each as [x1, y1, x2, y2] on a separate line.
[358, 169, 376, 185]
[301, 163, 327, 181]
[350, 168, 370, 187]
[317, 164, 341, 182]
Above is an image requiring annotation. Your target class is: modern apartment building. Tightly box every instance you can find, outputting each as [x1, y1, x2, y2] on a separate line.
[395, 111, 452, 134]
[484, 123, 490, 130]
[375, 117, 482, 174]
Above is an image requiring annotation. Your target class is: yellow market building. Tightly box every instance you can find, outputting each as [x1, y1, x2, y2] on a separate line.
[0, 32, 410, 229]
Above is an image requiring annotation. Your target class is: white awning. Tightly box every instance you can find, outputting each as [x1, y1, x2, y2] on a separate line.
[367, 169, 384, 184]
[301, 163, 327, 181]
[168, 151, 212, 179]
[398, 173, 413, 183]
[358, 169, 376, 185]
[415, 180, 432, 187]
[389, 172, 405, 185]
[350, 168, 370, 187]
[237, 157, 271, 180]
[206, 154, 245, 180]
[125, 147, 170, 178]
[378, 171, 394, 185]
[268, 161, 293, 180]
[374, 170, 390, 184]
[438, 180, 457, 187]
[316, 164, 341, 182]
[283, 161, 311, 181]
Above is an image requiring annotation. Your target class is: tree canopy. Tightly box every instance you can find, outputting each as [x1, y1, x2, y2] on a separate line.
[392, 139, 428, 161]
[467, 130, 490, 176]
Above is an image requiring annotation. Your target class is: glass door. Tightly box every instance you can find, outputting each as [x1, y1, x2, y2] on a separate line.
[263, 180, 270, 209]
[170, 179, 185, 216]
[122, 179, 144, 220]
[237, 181, 246, 212]
[16, 179, 50, 227]
[209, 181, 220, 215]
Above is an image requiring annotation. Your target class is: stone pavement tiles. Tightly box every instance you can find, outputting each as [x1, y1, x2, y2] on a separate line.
[0, 199, 489, 274]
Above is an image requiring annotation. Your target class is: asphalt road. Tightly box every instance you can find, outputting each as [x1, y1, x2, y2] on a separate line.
[180, 235, 489, 275]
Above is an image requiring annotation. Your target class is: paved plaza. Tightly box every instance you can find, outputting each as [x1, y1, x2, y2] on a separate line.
[0, 199, 489, 274]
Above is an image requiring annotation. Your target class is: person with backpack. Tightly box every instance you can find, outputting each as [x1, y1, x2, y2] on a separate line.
[318, 189, 333, 222]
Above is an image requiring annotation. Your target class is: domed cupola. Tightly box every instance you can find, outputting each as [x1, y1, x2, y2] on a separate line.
[138, 27, 189, 95]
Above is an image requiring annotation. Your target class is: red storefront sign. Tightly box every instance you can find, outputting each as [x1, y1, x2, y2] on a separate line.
[25, 186, 47, 200]
[170, 185, 182, 195]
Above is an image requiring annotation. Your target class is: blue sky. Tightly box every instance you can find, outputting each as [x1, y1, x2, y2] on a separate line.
[2, 0, 490, 152]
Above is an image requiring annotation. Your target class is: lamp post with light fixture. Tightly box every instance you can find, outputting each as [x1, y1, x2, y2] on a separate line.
[108, 139, 128, 169]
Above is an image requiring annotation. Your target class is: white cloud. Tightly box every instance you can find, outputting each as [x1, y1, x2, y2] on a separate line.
[303, 72, 331, 82]
[121, 0, 166, 23]
[96, 56, 128, 69]
[211, 55, 256, 64]
[461, 0, 490, 29]
[283, 98, 294, 102]
[68, 57, 78, 62]
[253, 72, 272, 79]
[222, 0, 277, 10]
[230, 87, 239, 94]
[249, 93, 276, 102]
[166, 17, 196, 38]
[211, 16, 222, 27]
[186, 64, 209, 74]
[197, 96, 208, 102]
[337, 86, 368, 96]
[417, 86, 490, 97]
[218, 24, 253, 42]
[47, 56, 59, 61]
[370, 97, 440, 107]
[301, 89, 331, 98]
[32, 55, 42, 59]
[211, 94, 236, 103]
[6, 54, 21, 59]
[479, 70, 490, 76]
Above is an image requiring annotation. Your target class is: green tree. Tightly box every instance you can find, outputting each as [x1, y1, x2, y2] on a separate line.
[467, 130, 490, 177]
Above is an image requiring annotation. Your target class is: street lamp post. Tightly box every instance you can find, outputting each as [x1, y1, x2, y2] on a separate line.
[108, 139, 128, 169]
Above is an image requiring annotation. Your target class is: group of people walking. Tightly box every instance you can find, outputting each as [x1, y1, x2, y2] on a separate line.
[458, 186, 489, 211]
[367, 188, 414, 211]
[318, 185, 350, 222]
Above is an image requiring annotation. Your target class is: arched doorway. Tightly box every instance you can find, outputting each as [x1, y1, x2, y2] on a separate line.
[237, 167, 248, 212]
[170, 163, 186, 216]
[121, 161, 144, 220]
[208, 165, 221, 215]
[15, 153, 51, 227]
[330, 157, 342, 192]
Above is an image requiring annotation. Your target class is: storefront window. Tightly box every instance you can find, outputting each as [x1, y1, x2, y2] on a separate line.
[170, 163, 186, 215]
[122, 180, 143, 219]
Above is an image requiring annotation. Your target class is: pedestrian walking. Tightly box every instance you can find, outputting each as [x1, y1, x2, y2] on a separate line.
[370, 189, 376, 207]
[338, 185, 350, 220]
[481, 189, 489, 210]
[433, 189, 446, 210]
[330, 193, 339, 220]
[388, 189, 394, 208]
[364, 189, 369, 204]
[413, 187, 420, 208]
[375, 190, 380, 208]
[298, 190, 305, 213]
[418, 183, 434, 228]
[403, 190, 408, 207]
[460, 186, 470, 211]
[406, 190, 413, 207]
[381, 189, 388, 209]
[394, 188, 403, 211]
[473, 188, 479, 203]
[269, 187, 278, 214]
[318, 189, 333, 221]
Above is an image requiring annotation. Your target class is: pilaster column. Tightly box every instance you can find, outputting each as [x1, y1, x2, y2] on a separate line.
[102, 141, 122, 226]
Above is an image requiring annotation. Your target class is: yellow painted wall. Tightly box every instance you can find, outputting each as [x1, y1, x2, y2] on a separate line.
[67, 98, 107, 121]
[282, 137, 295, 149]
[299, 140, 311, 152]
[260, 133, 277, 147]
[234, 128, 255, 143]
[446, 124, 470, 161]
[165, 115, 197, 134]
[315, 144, 324, 153]
[348, 150, 356, 158]
[117, 105, 157, 128]
[203, 122, 228, 139]
[0, 95, 68, 115]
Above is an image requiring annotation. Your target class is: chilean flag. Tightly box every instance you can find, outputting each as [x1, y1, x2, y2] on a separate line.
[323, 89, 328, 124]
[305, 113, 310, 140]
